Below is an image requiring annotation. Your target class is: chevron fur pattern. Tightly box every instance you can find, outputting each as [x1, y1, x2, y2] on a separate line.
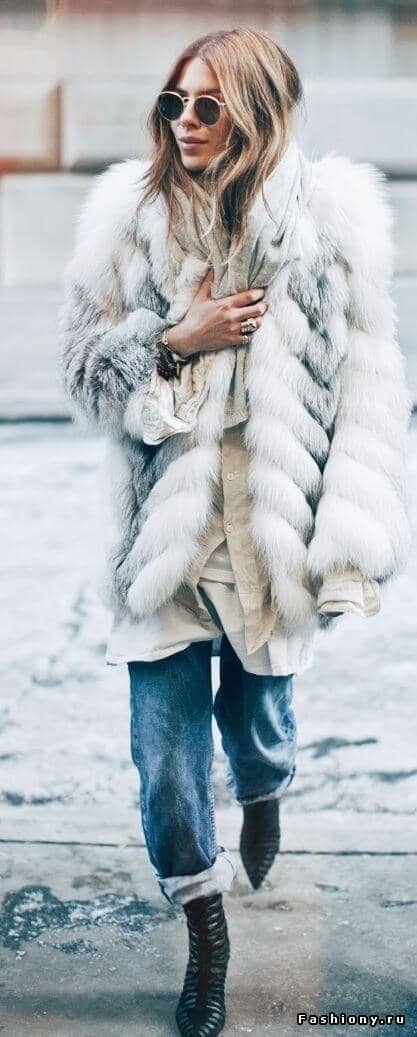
[58, 149, 411, 638]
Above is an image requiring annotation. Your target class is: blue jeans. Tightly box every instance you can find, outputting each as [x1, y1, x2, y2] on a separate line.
[128, 635, 297, 906]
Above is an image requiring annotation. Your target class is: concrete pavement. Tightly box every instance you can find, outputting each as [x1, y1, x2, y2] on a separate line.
[0, 419, 416, 1035]
[0, 844, 415, 1036]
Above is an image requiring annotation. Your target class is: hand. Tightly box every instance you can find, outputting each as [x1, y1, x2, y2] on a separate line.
[166, 269, 268, 359]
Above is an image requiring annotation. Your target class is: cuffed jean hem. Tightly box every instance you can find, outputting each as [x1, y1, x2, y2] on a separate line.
[157, 847, 238, 907]
[236, 764, 296, 806]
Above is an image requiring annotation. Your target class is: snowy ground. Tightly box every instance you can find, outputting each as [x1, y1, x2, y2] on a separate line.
[0, 418, 416, 1035]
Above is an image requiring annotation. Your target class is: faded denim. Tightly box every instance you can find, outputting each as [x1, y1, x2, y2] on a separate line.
[128, 635, 297, 906]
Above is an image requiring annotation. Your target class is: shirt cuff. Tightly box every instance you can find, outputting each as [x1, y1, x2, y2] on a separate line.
[317, 569, 381, 618]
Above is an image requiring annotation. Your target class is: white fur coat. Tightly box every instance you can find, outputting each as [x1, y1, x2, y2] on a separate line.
[58, 151, 412, 638]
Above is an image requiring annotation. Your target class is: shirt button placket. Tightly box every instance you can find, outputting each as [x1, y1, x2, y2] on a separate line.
[223, 438, 237, 537]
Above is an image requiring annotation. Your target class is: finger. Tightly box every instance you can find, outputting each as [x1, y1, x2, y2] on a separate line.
[229, 301, 267, 322]
[196, 268, 214, 297]
[233, 317, 260, 334]
[230, 287, 265, 308]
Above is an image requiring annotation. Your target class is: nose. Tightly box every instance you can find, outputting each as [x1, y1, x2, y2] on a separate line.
[177, 98, 200, 129]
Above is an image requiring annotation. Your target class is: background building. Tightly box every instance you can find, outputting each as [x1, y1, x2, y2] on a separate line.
[1, 0, 417, 416]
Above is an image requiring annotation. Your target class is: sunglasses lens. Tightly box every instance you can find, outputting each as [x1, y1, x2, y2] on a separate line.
[195, 96, 220, 125]
[157, 93, 183, 121]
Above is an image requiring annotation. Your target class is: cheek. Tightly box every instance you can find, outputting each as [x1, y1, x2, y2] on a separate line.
[212, 119, 230, 150]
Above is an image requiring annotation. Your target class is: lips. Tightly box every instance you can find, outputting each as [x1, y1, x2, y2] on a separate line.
[179, 138, 205, 144]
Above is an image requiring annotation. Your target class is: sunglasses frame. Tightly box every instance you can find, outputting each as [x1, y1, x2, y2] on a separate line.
[157, 90, 227, 126]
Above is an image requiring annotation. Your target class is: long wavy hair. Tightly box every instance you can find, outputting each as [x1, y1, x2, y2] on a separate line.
[136, 27, 304, 264]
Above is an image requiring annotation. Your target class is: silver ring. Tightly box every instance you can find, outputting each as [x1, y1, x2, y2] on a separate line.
[241, 333, 249, 347]
[241, 318, 257, 335]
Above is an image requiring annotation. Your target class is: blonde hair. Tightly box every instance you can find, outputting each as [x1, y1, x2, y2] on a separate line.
[137, 27, 304, 263]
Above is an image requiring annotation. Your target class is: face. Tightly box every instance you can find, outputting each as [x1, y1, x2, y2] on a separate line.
[169, 57, 231, 173]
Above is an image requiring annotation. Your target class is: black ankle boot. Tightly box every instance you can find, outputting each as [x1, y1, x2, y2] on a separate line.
[240, 797, 280, 890]
[175, 892, 231, 1037]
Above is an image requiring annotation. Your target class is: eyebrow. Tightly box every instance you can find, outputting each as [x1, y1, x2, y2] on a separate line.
[174, 86, 222, 96]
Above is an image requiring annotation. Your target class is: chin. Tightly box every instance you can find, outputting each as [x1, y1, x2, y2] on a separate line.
[181, 156, 208, 172]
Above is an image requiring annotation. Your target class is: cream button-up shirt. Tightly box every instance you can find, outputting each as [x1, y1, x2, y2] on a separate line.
[181, 422, 280, 655]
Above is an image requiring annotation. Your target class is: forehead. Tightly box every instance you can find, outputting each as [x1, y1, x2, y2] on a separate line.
[175, 57, 220, 93]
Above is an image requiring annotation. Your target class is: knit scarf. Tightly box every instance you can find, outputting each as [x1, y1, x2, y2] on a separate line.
[141, 135, 312, 443]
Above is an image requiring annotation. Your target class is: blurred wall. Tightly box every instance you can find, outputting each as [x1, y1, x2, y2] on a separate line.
[1, 0, 417, 417]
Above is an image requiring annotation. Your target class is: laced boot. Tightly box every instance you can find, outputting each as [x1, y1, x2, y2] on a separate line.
[175, 892, 231, 1037]
[240, 797, 280, 889]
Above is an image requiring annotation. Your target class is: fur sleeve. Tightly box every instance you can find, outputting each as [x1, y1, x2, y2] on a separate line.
[306, 157, 412, 589]
[57, 160, 168, 438]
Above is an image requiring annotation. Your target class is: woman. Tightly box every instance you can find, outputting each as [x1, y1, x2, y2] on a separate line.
[58, 27, 411, 1037]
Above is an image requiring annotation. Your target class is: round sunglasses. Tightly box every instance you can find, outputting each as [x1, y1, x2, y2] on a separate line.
[157, 90, 226, 126]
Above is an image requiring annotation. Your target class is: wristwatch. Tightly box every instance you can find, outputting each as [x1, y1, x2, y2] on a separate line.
[156, 328, 188, 380]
